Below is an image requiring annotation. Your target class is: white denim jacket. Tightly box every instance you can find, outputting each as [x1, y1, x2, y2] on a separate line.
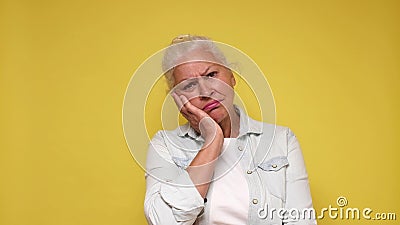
[144, 107, 316, 225]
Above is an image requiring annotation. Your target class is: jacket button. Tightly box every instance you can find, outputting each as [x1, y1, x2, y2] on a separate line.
[238, 146, 243, 151]
[272, 164, 278, 168]
[246, 170, 252, 174]
[252, 199, 258, 204]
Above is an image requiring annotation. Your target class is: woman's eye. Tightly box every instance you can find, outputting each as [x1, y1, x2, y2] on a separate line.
[183, 81, 197, 91]
[206, 71, 217, 78]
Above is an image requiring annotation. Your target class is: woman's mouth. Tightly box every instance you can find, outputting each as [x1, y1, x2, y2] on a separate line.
[203, 100, 222, 111]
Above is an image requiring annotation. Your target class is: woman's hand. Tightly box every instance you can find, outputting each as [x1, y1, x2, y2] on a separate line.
[171, 92, 222, 143]
[171, 92, 224, 197]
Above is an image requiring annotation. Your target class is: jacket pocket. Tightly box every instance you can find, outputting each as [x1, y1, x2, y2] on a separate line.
[258, 156, 289, 171]
[258, 156, 289, 201]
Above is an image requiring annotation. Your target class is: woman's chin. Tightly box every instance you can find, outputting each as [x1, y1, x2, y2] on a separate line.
[208, 107, 227, 124]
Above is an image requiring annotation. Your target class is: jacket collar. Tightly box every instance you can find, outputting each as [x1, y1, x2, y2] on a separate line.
[177, 105, 263, 141]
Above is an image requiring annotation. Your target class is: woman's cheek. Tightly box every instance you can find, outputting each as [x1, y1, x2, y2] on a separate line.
[218, 86, 235, 100]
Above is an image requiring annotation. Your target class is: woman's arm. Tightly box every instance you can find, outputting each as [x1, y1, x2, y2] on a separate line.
[185, 118, 224, 198]
[171, 93, 224, 198]
[144, 132, 205, 225]
[144, 94, 224, 224]
[285, 128, 317, 224]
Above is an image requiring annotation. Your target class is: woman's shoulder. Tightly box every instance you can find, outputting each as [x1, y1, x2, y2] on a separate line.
[150, 123, 193, 144]
[252, 120, 295, 138]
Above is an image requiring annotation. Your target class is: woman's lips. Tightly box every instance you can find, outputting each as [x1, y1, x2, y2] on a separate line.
[203, 100, 221, 111]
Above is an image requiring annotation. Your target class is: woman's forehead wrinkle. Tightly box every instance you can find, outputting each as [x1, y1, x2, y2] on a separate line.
[197, 65, 212, 77]
[179, 63, 212, 78]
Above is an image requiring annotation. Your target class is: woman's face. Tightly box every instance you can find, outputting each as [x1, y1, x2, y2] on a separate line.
[172, 61, 236, 123]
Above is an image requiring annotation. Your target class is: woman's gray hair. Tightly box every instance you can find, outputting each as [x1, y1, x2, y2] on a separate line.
[162, 34, 228, 89]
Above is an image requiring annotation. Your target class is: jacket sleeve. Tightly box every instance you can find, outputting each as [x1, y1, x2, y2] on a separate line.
[144, 131, 204, 225]
[284, 128, 317, 225]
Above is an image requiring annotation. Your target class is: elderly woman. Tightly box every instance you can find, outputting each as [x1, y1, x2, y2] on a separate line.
[144, 35, 316, 225]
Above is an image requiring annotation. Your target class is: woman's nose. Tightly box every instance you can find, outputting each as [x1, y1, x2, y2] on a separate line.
[198, 79, 213, 97]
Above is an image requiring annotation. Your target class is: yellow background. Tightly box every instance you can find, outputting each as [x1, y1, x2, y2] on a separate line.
[1, 0, 399, 224]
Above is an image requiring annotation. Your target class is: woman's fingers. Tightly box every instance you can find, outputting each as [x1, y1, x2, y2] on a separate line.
[171, 92, 183, 110]
[172, 93, 215, 135]
[180, 95, 205, 117]
[179, 95, 190, 108]
[171, 92, 193, 120]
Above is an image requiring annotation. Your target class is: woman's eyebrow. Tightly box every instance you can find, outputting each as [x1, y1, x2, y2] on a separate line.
[200, 65, 213, 76]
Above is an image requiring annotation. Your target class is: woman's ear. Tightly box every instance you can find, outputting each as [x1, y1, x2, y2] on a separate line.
[231, 73, 236, 86]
